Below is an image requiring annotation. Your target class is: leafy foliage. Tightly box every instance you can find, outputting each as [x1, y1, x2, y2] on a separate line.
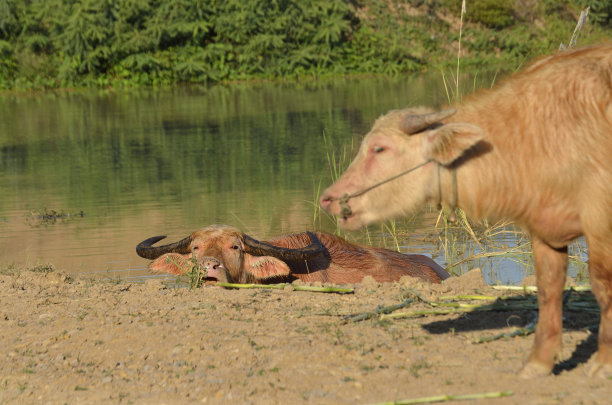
[578, 0, 612, 25]
[468, 0, 515, 29]
[0, 0, 610, 89]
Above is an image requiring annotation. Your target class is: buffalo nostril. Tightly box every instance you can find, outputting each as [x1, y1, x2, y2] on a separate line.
[320, 194, 332, 208]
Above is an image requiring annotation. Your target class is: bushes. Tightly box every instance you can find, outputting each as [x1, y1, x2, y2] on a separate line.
[443, 0, 515, 29]
[0, 0, 359, 88]
[0, 0, 610, 89]
[469, 0, 515, 29]
[579, 0, 612, 25]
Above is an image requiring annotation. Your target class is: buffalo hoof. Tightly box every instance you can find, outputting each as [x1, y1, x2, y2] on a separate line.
[518, 361, 551, 378]
[586, 358, 612, 378]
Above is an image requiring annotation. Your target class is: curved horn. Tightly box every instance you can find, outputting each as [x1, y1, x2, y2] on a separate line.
[401, 108, 457, 135]
[135, 235, 192, 260]
[242, 231, 325, 262]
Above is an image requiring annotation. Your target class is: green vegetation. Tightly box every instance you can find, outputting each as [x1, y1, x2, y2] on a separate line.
[0, 0, 610, 90]
[179, 258, 207, 290]
[0, 263, 55, 276]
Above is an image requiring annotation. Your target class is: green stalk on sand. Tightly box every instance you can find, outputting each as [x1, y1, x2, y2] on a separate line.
[379, 292, 599, 321]
[492, 285, 591, 292]
[477, 319, 537, 343]
[370, 390, 513, 405]
[344, 299, 414, 323]
[215, 282, 353, 294]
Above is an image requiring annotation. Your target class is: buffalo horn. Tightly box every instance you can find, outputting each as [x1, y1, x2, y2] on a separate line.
[135, 235, 192, 259]
[242, 231, 325, 262]
[401, 108, 457, 134]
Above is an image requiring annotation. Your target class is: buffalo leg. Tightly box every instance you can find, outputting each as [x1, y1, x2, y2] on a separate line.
[585, 240, 612, 377]
[519, 235, 567, 377]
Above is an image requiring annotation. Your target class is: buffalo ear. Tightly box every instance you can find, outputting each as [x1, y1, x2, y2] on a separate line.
[243, 254, 291, 280]
[422, 122, 484, 165]
[149, 253, 193, 275]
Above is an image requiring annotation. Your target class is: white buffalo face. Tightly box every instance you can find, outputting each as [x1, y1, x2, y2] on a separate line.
[320, 108, 483, 230]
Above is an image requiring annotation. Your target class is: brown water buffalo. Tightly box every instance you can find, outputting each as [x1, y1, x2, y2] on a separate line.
[320, 44, 612, 377]
[136, 224, 449, 284]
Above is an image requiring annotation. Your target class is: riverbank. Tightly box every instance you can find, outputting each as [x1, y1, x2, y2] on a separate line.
[1, 267, 605, 404]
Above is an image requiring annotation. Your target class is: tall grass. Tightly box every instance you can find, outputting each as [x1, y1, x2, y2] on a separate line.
[315, 131, 405, 251]
[311, 130, 353, 231]
[456, 0, 467, 101]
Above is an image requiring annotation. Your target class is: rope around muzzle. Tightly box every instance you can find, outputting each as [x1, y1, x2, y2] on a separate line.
[335, 159, 458, 222]
[336, 159, 433, 217]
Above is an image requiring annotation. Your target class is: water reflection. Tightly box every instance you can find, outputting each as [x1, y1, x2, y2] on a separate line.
[0, 74, 587, 284]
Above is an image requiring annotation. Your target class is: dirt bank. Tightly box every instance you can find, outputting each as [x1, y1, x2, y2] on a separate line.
[0, 269, 607, 404]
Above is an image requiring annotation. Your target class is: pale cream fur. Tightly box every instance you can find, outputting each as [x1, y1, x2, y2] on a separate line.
[321, 43, 612, 377]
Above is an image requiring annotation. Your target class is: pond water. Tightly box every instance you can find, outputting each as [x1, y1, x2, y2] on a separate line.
[0, 74, 588, 285]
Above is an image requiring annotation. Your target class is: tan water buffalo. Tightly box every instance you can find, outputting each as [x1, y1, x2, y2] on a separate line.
[136, 224, 449, 284]
[320, 44, 612, 377]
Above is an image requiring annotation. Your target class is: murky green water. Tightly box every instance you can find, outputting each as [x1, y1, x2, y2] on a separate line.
[0, 74, 588, 284]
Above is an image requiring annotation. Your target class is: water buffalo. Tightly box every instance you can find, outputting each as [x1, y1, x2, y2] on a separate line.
[320, 44, 612, 377]
[136, 224, 449, 284]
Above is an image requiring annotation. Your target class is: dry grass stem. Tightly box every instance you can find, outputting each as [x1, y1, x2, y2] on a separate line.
[370, 390, 514, 404]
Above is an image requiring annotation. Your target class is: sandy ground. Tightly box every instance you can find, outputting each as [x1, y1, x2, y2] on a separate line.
[1, 268, 609, 405]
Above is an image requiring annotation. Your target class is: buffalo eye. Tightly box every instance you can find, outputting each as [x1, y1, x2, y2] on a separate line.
[192, 246, 199, 250]
[372, 145, 385, 153]
[231, 245, 239, 250]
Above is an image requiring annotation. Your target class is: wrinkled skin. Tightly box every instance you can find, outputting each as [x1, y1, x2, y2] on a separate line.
[141, 224, 449, 285]
[320, 44, 612, 377]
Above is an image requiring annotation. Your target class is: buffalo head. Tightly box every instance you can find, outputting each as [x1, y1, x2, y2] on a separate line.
[136, 224, 324, 283]
[319, 107, 483, 230]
